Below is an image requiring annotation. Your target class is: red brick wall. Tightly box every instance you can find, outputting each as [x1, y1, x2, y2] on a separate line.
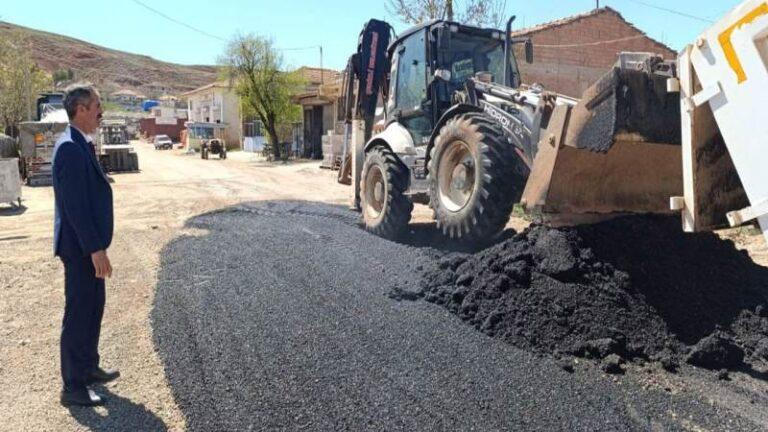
[514, 9, 677, 97]
[139, 118, 186, 141]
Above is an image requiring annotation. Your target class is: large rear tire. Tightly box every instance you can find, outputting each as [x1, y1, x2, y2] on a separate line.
[360, 146, 413, 240]
[429, 113, 526, 243]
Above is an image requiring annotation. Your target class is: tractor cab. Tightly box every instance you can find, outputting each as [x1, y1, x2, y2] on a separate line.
[384, 20, 532, 145]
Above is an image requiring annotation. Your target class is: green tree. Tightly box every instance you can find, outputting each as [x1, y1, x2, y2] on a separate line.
[220, 34, 303, 160]
[52, 68, 75, 86]
[0, 31, 52, 136]
[387, 0, 507, 27]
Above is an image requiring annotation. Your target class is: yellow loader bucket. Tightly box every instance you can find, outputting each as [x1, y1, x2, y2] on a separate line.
[521, 54, 684, 222]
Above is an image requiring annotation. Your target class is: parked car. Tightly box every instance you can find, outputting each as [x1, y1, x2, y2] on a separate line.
[154, 135, 173, 150]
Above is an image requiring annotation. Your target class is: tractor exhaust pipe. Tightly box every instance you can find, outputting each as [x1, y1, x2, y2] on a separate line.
[504, 15, 516, 87]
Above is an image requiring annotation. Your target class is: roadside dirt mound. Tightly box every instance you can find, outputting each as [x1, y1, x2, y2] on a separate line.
[407, 216, 768, 372]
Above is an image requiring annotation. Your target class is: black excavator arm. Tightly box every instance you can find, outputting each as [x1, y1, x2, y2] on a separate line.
[338, 19, 394, 184]
[341, 19, 393, 134]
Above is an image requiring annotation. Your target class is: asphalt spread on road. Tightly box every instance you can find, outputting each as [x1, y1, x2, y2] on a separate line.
[153, 201, 766, 431]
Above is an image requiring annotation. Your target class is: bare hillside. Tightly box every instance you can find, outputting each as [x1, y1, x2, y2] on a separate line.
[0, 21, 218, 96]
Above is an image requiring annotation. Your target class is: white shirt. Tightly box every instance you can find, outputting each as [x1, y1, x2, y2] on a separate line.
[70, 124, 94, 144]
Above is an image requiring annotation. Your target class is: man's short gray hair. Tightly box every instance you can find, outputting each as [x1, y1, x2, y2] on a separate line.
[63, 84, 100, 120]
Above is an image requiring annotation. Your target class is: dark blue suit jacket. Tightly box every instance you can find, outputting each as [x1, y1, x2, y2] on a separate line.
[52, 126, 113, 258]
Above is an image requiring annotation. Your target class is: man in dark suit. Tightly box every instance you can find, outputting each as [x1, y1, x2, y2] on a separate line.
[53, 84, 119, 407]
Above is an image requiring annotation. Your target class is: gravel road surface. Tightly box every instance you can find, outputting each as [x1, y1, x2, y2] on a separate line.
[153, 200, 766, 431]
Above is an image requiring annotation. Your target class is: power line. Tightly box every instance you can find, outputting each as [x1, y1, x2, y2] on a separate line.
[129, 0, 331, 65]
[276, 45, 320, 51]
[622, 0, 714, 24]
[129, 0, 227, 42]
[129, 1, 322, 53]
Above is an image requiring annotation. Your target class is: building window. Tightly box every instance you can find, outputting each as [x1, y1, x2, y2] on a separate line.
[243, 121, 263, 137]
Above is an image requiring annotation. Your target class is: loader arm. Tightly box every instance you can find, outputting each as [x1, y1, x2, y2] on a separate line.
[337, 19, 394, 187]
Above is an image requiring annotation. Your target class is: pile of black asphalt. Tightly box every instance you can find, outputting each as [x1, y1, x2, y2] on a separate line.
[153, 202, 766, 431]
[411, 215, 768, 375]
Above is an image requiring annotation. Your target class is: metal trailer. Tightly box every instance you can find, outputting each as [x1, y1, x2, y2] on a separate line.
[96, 119, 139, 172]
[15, 93, 67, 186]
[18, 121, 68, 186]
[0, 158, 22, 208]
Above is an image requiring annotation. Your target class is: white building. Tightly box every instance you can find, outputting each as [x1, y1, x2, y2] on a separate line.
[181, 81, 242, 147]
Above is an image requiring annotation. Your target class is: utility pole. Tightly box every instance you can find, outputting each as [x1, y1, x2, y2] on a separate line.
[596, 1, 600, 9]
[23, 56, 32, 121]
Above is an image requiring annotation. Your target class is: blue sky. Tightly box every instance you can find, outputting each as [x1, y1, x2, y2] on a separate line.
[2, 0, 742, 71]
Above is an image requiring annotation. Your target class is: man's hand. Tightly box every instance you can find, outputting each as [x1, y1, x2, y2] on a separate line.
[91, 250, 112, 279]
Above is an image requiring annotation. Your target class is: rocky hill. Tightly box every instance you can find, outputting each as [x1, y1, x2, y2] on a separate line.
[0, 21, 218, 96]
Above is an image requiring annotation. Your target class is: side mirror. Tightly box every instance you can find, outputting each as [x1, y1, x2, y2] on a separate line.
[525, 39, 534, 64]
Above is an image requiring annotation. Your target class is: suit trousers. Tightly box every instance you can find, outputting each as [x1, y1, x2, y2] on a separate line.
[60, 256, 105, 392]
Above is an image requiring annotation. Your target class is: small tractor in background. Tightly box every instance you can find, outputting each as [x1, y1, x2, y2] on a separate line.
[201, 138, 227, 160]
[185, 122, 227, 160]
[339, 0, 768, 245]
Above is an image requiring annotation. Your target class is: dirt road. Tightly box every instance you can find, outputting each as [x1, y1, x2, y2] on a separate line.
[0, 142, 360, 431]
[1, 140, 767, 431]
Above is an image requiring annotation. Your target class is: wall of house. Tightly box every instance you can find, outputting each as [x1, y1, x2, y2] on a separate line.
[186, 86, 242, 149]
[221, 89, 242, 147]
[515, 10, 677, 97]
[188, 90, 223, 123]
[322, 102, 336, 135]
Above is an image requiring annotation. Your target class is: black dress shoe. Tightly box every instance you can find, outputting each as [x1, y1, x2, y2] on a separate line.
[60, 388, 106, 407]
[87, 367, 120, 384]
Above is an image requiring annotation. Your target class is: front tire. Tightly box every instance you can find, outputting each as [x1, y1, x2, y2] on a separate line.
[429, 113, 526, 243]
[360, 146, 413, 240]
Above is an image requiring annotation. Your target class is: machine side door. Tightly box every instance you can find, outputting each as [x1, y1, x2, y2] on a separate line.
[392, 29, 431, 146]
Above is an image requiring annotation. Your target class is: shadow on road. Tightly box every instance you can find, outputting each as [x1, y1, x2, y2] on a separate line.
[0, 204, 26, 216]
[67, 387, 167, 432]
[195, 200, 515, 254]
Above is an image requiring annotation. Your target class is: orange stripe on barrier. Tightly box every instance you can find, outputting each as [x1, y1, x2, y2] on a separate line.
[719, 2, 768, 84]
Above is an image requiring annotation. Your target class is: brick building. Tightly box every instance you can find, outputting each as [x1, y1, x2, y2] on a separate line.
[512, 7, 676, 97]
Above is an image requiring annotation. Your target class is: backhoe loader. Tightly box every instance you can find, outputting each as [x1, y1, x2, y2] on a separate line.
[338, 0, 768, 245]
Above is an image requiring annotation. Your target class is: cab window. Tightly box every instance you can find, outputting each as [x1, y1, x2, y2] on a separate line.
[395, 31, 427, 111]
